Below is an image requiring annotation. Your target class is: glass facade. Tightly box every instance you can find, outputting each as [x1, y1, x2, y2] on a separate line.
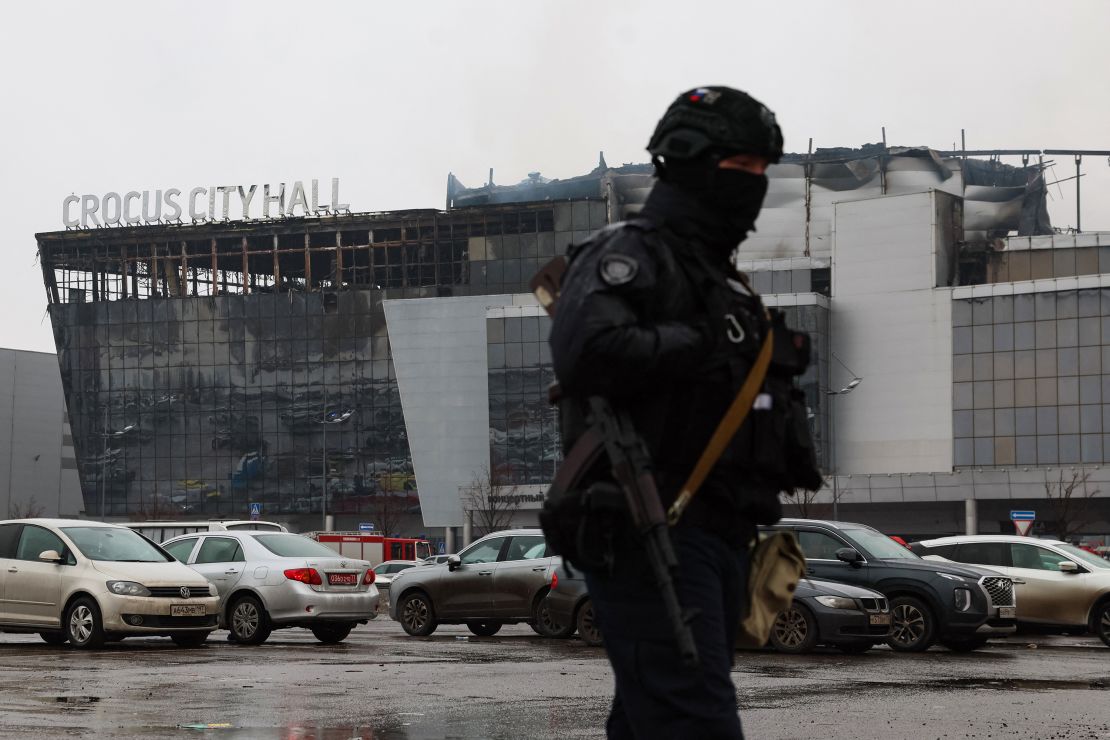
[42, 195, 830, 521]
[486, 309, 559, 485]
[486, 303, 830, 483]
[749, 268, 831, 297]
[42, 202, 598, 519]
[778, 305, 831, 472]
[953, 289, 1110, 467]
[57, 291, 410, 518]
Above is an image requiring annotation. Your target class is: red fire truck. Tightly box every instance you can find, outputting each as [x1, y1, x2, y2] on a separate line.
[311, 532, 433, 566]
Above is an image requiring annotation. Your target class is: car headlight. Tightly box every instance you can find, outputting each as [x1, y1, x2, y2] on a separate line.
[814, 595, 857, 610]
[953, 587, 973, 612]
[938, 572, 965, 582]
[208, 583, 218, 597]
[106, 581, 151, 597]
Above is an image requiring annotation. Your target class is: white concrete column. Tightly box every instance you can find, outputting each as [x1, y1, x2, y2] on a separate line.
[444, 526, 456, 554]
[462, 515, 473, 549]
[965, 498, 977, 535]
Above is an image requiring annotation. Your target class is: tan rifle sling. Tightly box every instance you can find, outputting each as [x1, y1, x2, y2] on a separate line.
[666, 327, 774, 526]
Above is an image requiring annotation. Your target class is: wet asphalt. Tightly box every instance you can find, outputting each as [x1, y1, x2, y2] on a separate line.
[0, 618, 1107, 739]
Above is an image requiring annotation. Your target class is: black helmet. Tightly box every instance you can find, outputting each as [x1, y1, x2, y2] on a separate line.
[647, 86, 783, 164]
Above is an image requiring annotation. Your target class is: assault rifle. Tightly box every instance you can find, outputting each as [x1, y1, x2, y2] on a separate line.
[531, 257, 700, 667]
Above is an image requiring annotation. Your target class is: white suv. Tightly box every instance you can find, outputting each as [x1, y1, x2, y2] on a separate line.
[0, 519, 219, 648]
[910, 534, 1110, 646]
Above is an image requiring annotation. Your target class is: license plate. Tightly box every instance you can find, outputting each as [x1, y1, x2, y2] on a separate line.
[999, 606, 1016, 619]
[328, 573, 358, 586]
[869, 613, 891, 626]
[171, 604, 207, 617]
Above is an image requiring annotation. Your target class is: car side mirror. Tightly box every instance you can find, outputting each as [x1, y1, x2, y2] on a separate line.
[447, 554, 462, 572]
[38, 550, 64, 563]
[835, 548, 864, 567]
[1058, 561, 1080, 574]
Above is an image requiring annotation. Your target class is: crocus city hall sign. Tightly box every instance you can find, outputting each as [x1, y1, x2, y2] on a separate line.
[62, 178, 349, 228]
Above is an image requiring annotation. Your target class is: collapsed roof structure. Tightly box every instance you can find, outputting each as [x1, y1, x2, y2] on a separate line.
[446, 145, 1055, 261]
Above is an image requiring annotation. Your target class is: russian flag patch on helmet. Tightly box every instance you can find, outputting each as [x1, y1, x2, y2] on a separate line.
[688, 88, 721, 104]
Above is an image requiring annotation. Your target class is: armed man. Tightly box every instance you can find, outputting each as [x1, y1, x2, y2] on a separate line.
[539, 87, 820, 738]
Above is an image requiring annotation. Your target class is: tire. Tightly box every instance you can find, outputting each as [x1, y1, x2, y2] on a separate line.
[939, 637, 988, 652]
[39, 632, 67, 646]
[769, 604, 819, 654]
[228, 594, 272, 645]
[398, 592, 437, 637]
[576, 598, 603, 647]
[311, 623, 354, 644]
[170, 632, 210, 648]
[834, 641, 874, 654]
[66, 597, 106, 649]
[532, 594, 574, 639]
[886, 596, 936, 652]
[466, 621, 502, 637]
[1092, 601, 1110, 648]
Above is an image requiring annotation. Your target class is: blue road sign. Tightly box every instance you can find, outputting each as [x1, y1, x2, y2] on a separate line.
[249, 502, 262, 521]
[1010, 510, 1036, 521]
[438, 541, 446, 555]
[359, 522, 374, 532]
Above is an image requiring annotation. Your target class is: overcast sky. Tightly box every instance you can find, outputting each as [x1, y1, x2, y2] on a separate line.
[2, 0, 1108, 353]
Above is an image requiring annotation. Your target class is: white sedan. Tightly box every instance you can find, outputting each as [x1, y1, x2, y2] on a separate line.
[163, 530, 379, 644]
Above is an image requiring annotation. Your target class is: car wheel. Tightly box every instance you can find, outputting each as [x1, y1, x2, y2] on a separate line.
[228, 595, 272, 645]
[576, 598, 603, 647]
[886, 596, 936, 652]
[170, 632, 210, 648]
[939, 637, 988, 652]
[532, 594, 574, 639]
[66, 597, 106, 649]
[769, 604, 819, 654]
[39, 632, 67, 646]
[311, 623, 354, 644]
[834, 641, 874, 654]
[1092, 601, 1110, 648]
[466, 621, 502, 637]
[398, 592, 437, 637]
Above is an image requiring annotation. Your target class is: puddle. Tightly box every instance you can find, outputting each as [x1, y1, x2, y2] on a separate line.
[53, 696, 101, 708]
[930, 677, 1109, 691]
[737, 665, 806, 679]
[740, 675, 1110, 705]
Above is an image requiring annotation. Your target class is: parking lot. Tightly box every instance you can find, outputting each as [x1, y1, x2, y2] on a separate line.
[1, 619, 1108, 739]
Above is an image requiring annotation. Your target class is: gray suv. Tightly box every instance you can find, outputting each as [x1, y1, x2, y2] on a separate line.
[767, 519, 1017, 652]
[388, 529, 562, 637]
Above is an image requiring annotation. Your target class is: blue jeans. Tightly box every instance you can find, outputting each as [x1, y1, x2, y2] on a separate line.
[584, 527, 750, 739]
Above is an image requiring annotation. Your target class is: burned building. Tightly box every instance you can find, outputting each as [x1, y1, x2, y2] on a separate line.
[36, 201, 593, 528]
[37, 144, 1110, 540]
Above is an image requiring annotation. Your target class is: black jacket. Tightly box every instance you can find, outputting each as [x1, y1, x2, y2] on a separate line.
[549, 181, 799, 542]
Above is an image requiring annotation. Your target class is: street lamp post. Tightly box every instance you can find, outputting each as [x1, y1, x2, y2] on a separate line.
[826, 377, 862, 522]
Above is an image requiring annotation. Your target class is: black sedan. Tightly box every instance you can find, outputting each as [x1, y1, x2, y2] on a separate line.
[542, 567, 891, 654]
[769, 577, 892, 654]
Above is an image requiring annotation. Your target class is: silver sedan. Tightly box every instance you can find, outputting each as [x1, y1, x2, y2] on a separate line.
[162, 530, 379, 644]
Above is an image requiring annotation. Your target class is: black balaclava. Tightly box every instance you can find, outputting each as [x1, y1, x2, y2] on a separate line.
[660, 153, 769, 257]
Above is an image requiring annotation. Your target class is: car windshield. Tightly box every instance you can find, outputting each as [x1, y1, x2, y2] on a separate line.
[253, 534, 342, 558]
[62, 527, 171, 562]
[1056, 543, 1110, 569]
[842, 527, 919, 560]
